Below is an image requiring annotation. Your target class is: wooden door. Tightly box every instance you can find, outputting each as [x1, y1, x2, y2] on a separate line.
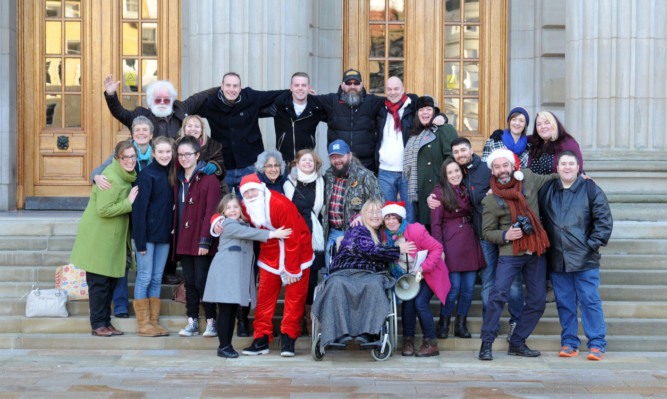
[17, 0, 180, 209]
[343, 0, 507, 151]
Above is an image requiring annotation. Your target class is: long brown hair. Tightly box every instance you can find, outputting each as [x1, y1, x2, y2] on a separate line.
[216, 194, 248, 222]
[288, 149, 323, 175]
[438, 157, 463, 212]
[528, 111, 575, 160]
[168, 136, 201, 187]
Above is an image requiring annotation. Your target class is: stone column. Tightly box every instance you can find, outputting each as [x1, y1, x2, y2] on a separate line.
[0, 0, 17, 210]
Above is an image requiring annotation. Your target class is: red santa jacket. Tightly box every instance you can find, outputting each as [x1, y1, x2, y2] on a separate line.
[243, 189, 314, 277]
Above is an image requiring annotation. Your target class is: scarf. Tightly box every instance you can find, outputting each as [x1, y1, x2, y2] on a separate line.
[501, 129, 528, 156]
[134, 142, 152, 172]
[490, 176, 550, 256]
[403, 128, 434, 202]
[285, 169, 325, 251]
[382, 219, 409, 279]
[385, 94, 408, 133]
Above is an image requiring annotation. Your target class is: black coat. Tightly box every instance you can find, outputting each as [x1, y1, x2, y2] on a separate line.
[131, 161, 174, 252]
[374, 93, 418, 166]
[461, 153, 493, 238]
[313, 87, 385, 172]
[262, 92, 327, 163]
[198, 87, 288, 170]
[539, 176, 613, 273]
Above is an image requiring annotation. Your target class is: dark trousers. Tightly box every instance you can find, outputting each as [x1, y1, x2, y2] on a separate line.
[180, 255, 216, 320]
[480, 254, 546, 346]
[401, 280, 437, 339]
[86, 271, 118, 329]
[216, 303, 238, 348]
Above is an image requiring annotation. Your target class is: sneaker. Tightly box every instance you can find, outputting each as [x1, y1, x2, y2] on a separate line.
[242, 335, 270, 356]
[179, 318, 199, 337]
[506, 322, 517, 342]
[558, 346, 579, 357]
[203, 319, 217, 337]
[280, 333, 295, 357]
[587, 348, 604, 361]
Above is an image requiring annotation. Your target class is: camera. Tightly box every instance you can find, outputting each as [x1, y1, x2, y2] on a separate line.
[512, 215, 534, 235]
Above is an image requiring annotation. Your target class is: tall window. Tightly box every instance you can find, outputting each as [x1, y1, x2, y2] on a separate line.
[367, 0, 405, 93]
[443, 0, 480, 133]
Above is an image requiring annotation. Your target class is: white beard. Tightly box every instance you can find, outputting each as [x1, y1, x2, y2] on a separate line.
[244, 192, 268, 228]
[150, 103, 173, 118]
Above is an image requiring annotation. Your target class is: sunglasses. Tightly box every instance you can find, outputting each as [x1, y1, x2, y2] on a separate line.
[345, 81, 361, 86]
[154, 97, 172, 105]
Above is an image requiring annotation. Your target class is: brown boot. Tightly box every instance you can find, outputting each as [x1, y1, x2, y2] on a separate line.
[402, 336, 415, 356]
[415, 338, 440, 357]
[134, 298, 160, 337]
[149, 297, 169, 336]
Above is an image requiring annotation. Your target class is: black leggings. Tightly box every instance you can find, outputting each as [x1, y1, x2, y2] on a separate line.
[216, 303, 238, 348]
[180, 255, 216, 320]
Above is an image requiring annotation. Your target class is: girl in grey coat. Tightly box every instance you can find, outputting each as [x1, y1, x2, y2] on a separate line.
[204, 194, 292, 358]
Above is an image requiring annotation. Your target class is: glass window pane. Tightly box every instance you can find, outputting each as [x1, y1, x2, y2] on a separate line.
[462, 98, 478, 131]
[464, 0, 480, 22]
[123, 22, 139, 55]
[64, 58, 81, 91]
[46, 58, 62, 91]
[388, 61, 403, 81]
[369, 60, 385, 94]
[65, 21, 81, 55]
[123, 0, 139, 19]
[142, 59, 158, 91]
[445, 0, 461, 22]
[65, 0, 81, 18]
[370, 0, 385, 21]
[444, 25, 460, 59]
[122, 95, 138, 111]
[46, 94, 62, 127]
[65, 95, 81, 127]
[141, 95, 147, 107]
[46, 1, 62, 18]
[122, 59, 139, 92]
[369, 24, 385, 57]
[389, 0, 405, 21]
[388, 24, 404, 57]
[46, 21, 62, 54]
[463, 25, 479, 58]
[463, 62, 479, 95]
[143, 0, 158, 19]
[444, 98, 460, 130]
[444, 62, 460, 95]
[142, 22, 158, 56]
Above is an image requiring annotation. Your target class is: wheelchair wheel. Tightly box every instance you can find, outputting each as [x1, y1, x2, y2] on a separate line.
[389, 293, 398, 350]
[311, 334, 325, 361]
[371, 341, 392, 361]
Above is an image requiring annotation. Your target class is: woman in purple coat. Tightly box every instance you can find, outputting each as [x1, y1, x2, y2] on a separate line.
[431, 158, 486, 339]
[528, 111, 583, 175]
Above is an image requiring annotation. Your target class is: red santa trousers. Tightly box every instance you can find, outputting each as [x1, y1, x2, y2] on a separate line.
[253, 267, 311, 341]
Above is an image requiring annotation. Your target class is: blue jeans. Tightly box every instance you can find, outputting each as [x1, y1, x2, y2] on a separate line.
[479, 239, 524, 324]
[377, 169, 416, 223]
[134, 242, 170, 299]
[440, 271, 477, 316]
[112, 268, 128, 315]
[551, 268, 607, 352]
[480, 254, 546, 346]
[225, 165, 255, 199]
[401, 280, 437, 339]
[325, 228, 345, 270]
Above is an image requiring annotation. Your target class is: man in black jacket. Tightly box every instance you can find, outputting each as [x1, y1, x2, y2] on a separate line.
[538, 150, 613, 361]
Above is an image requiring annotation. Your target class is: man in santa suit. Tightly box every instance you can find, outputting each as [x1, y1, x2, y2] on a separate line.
[238, 173, 314, 357]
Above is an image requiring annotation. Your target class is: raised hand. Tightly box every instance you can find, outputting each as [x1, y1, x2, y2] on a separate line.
[103, 74, 121, 95]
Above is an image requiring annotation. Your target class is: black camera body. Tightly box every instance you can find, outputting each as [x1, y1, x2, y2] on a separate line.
[512, 215, 534, 235]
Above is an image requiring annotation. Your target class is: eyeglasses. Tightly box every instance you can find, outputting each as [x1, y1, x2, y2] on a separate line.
[367, 210, 383, 216]
[120, 155, 137, 161]
[177, 152, 196, 159]
[345, 81, 361, 86]
[264, 163, 281, 169]
[154, 97, 172, 105]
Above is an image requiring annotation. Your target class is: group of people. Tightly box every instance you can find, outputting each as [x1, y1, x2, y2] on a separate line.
[68, 68, 613, 362]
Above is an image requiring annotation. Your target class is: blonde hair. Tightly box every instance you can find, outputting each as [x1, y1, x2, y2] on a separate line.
[216, 194, 247, 222]
[360, 198, 384, 245]
[178, 115, 210, 146]
[535, 111, 559, 141]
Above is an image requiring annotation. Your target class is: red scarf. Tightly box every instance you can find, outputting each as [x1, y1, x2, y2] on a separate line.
[385, 94, 408, 133]
[490, 177, 550, 256]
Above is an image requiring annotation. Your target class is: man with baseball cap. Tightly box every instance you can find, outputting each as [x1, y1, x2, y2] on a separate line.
[322, 139, 384, 267]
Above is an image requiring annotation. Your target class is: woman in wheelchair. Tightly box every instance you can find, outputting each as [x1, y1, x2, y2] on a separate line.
[381, 201, 450, 357]
[311, 199, 415, 349]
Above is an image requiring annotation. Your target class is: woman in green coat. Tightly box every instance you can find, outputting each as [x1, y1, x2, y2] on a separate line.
[403, 96, 458, 227]
[70, 139, 139, 337]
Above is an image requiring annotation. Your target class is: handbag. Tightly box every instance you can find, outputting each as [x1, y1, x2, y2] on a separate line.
[25, 287, 68, 318]
[173, 281, 186, 303]
[55, 263, 89, 300]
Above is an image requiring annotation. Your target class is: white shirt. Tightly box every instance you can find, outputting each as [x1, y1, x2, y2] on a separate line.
[293, 102, 306, 117]
[378, 97, 411, 172]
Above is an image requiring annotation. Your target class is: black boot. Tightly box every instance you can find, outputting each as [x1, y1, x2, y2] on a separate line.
[236, 306, 250, 337]
[437, 315, 451, 339]
[478, 341, 493, 361]
[454, 314, 471, 338]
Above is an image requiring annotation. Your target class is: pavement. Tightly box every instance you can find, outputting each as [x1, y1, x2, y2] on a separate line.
[1, 348, 666, 398]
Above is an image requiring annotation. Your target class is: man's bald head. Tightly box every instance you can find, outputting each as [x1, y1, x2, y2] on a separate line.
[385, 76, 405, 104]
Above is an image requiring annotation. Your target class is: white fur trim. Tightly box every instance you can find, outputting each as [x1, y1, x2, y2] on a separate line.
[486, 148, 516, 170]
[514, 170, 524, 181]
[382, 204, 407, 219]
[239, 181, 265, 196]
[209, 215, 225, 237]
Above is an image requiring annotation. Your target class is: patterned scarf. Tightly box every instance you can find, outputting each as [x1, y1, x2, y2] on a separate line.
[403, 128, 434, 202]
[134, 142, 152, 172]
[382, 219, 409, 279]
[501, 129, 528, 156]
[385, 94, 408, 133]
[490, 176, 550, 255]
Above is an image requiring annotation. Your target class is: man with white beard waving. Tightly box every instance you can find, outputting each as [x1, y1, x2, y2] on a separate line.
[237, 174, 314, 357]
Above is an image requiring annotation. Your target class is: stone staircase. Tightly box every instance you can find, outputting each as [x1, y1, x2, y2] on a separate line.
[0, 198, 666, 353]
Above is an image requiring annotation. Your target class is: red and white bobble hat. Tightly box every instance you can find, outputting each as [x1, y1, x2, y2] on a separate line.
[239, 173, 266, 196]
[382, 201, 407, 219]
[486, 149, 524, 181]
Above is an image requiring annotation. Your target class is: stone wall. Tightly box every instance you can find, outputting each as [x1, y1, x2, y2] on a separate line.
[0, 0, 17, 210]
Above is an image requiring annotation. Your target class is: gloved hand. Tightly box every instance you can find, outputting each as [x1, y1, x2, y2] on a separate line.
[202, 162, 217, 175]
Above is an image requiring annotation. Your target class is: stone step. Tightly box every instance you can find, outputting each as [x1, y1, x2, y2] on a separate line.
[610, 221, 667, 239]
[0, 250, 71, 267]
[600, 254, 667, 270]
[600, 270, 667, 285]
[609, 203, 667, 221]
[0, 216, 80, 237]
[601, 239, 667, 255]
